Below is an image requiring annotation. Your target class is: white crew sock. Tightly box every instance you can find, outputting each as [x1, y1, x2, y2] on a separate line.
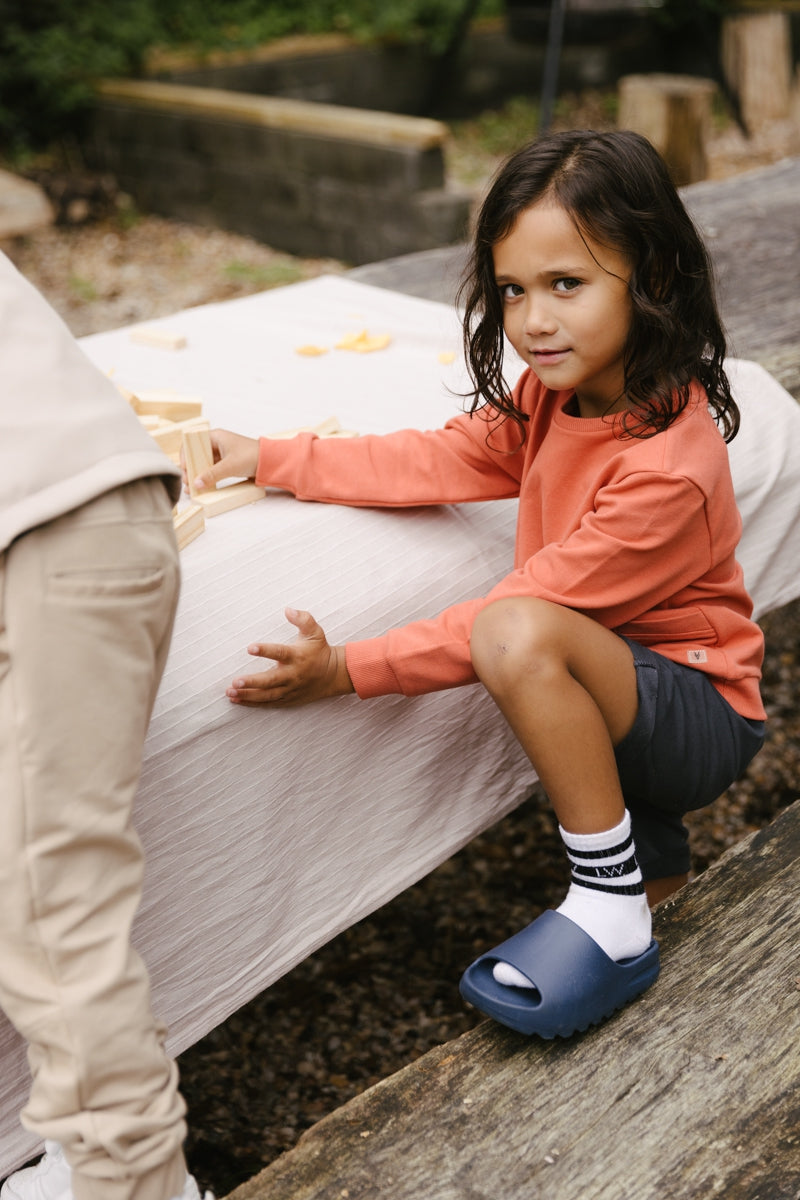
[493, 810, 651, 989]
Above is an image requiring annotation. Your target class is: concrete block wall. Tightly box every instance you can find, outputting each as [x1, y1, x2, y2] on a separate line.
[145, 18, 667, 120]
[86, 81, 472, 265]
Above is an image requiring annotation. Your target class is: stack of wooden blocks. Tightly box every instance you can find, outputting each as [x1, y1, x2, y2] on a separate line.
[118, 382, 356, 551]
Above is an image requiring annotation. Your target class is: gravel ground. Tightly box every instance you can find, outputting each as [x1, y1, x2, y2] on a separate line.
[2, 105, 799, 1196]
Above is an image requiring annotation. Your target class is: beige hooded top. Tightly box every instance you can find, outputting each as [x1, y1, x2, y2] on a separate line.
[0, 250, 180, 553]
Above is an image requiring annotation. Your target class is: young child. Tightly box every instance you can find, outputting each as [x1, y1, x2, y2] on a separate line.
[190, 130, 766, 1038]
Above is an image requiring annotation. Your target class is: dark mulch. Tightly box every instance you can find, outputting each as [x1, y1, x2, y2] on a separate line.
[178, 598, 800, 1198]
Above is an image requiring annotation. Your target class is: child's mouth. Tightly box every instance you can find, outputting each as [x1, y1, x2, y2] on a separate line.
[532, 348, 569, 366]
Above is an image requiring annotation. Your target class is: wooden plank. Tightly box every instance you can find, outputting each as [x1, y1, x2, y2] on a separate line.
[95, 79, 450, 151]
[225, 800, 800, 1200]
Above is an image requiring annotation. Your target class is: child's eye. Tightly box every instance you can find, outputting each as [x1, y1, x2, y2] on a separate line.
[499, 282, 524, 301]
[554, 277, 582, 294]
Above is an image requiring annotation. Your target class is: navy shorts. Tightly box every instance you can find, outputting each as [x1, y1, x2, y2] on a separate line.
[614, 639, 765, 880]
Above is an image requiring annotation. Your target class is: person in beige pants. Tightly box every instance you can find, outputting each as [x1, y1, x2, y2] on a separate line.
[0, 251, 210, 1200]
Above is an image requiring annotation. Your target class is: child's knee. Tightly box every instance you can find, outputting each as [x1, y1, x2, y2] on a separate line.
[470, 597, 560, 688]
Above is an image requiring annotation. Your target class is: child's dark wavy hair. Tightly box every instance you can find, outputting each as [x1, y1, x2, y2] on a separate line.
[459, 129, 739, 441]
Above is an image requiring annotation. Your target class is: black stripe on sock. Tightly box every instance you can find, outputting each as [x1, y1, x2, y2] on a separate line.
[566, 834, 633, 861]
[569, 874, 645, 896]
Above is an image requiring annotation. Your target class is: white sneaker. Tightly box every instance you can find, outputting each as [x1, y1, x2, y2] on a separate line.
[0, 1142, 213, 1200]
[0, 1142, 70, 1200]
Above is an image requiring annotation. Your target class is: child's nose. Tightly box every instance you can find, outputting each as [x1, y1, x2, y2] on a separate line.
[523, 296, 557, 336]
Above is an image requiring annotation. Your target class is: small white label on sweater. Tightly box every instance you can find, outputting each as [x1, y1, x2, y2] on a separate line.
[687, 648, 708, 664]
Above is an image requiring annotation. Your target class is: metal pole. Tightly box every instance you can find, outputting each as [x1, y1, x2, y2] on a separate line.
[539, 0, 566, 133]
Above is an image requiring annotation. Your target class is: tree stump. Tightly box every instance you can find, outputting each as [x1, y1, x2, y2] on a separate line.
[617, 73, 717, 185]
[721, 10, 793, 131]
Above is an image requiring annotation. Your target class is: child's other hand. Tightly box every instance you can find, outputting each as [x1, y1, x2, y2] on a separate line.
[182, 428, 260, 491]
[226, 608, 355, 707]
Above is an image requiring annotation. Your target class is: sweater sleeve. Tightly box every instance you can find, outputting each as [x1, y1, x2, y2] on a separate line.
[255, 410, 526, 506]
[345, 470, 717, 698]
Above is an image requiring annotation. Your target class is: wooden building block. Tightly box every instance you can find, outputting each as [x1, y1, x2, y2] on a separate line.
[136, 391, 204, 421]
[116, 383, 142, 411]
[151, 417, 210, 460]
[194, 481, 266, 517]
[173, 503, 205, 550]
[129, 326, 187, 350]
[182, 427, 215, 497]
[268, 415, 343, 440]
[335, 329, 391, 353]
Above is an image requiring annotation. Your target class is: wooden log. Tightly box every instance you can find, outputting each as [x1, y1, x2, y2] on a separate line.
[225, 799, 800, 1200]
[680, 158, 800, 399]
[618, 74, 716, 185]
[721, 10, 793, 131]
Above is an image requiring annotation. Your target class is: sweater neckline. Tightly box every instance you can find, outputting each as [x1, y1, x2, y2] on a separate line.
[553, 393, 623, 433]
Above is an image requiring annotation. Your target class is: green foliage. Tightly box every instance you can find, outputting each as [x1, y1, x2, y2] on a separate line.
[149, 0, 502, 53]
[449, 90, 619, 165]
[0, 1, 161, 149]
[0, 0, 502, 151]
[68, 274, 99, 303]
[223, 259, 306, 289]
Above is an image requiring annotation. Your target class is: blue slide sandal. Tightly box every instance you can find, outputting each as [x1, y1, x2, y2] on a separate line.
[459, 909, 660, 1038]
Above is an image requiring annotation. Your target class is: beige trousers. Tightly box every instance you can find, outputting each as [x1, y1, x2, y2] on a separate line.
[0, 479, 188, 1200]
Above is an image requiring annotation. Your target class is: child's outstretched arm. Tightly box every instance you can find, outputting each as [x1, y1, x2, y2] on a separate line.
[227, 607, 355, 707]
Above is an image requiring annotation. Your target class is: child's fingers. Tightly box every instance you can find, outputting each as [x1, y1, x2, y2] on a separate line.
[247, 640, 291, 662]
[195, 430, 260, 488]
[226, 667, 289, 703]
[226, 671, 309, 706]
[284, 606, 326, 641]
[227, 643, 308, 703]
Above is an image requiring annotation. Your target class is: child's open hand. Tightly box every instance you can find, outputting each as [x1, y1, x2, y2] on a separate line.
[226, 607, 355, 707]
[182, 428, 260, 492]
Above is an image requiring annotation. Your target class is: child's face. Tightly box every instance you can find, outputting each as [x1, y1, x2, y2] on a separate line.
[492, 200, 633, 418]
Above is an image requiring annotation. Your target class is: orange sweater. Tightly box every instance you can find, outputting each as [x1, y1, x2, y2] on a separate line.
[256, 372, 766, 720]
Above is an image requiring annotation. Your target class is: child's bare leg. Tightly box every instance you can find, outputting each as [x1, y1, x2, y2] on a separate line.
[471, 596, 637, 826]
[645, 874, 688, 905]
[470, 596, 653, 975]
